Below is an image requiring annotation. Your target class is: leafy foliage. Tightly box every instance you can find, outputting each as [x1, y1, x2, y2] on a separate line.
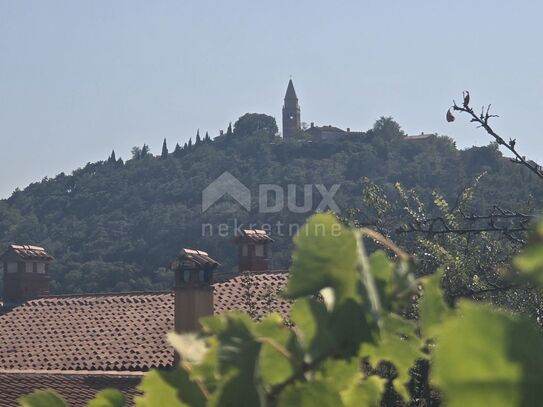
[17, 214, 543, 406]
[18, 391, 68, 407]
[1, 115, 542, 296]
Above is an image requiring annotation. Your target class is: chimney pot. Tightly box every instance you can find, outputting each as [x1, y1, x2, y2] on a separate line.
[1, 244, 53, 307]
[171, 248, 219, 334]
[233, 229, 274, 273]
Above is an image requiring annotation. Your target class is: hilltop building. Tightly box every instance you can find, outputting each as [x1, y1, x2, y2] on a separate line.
[281, 80, 437, 142]
[0, 231, 289, 406]
[281, 79, 364, 140]
[282, 79, 301, 139]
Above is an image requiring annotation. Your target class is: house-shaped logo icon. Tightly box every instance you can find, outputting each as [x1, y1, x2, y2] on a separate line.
[202, 171, 251, 212]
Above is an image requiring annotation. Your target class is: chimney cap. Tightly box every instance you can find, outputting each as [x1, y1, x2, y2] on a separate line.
[171, 248, 220, 270]
[233, 229, 274, 244]
[1, 244, 54, 262]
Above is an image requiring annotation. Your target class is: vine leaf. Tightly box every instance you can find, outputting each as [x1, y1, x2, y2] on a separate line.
[284, 213, 359, 304]
[87, 389, 126, 407]
[135, 368, 205, 407]
[419, 269, 451, 338]
[432, 301, 543, 407]
[278, 381, 343, 407]
[18, 391, 68, 407]
[253, 314, 297, 387]
[360, 315, 423, 400]
[341, 376, 386, 407]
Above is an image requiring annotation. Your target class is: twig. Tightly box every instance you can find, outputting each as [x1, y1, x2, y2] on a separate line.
[448, 91, 543, 179]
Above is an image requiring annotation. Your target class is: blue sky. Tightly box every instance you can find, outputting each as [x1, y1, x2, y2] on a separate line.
[1, 0, 542, 198]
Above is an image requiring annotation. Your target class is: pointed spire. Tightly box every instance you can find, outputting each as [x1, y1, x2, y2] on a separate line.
[284, 79, 298, 100]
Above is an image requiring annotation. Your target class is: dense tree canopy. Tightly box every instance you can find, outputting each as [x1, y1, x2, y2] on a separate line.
[0, 115, 541, 296]
[234, 113, 279, 138]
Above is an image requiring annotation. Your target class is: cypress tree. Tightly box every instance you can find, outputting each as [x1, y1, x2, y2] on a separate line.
[188, 138, 193, 148]
[183, 142, 188, 149]
[205, 131, 211, 142]
[108, 150, 116, 163]
[141, 144, 150, 157]
[195, 129, 201, 144]
[227, 122, 233, 136]
[173, 143, 182, 157]
[161, 138, 168, 159]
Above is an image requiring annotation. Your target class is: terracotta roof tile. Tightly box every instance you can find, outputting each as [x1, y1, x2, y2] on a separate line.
[0, 271, 289, 372]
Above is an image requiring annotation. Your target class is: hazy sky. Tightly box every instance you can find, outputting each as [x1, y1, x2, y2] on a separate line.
[1, 1, 542, 199]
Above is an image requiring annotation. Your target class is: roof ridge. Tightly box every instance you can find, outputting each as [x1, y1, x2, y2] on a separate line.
[0, 368, 144, 376]
[39, 290, 173, 299]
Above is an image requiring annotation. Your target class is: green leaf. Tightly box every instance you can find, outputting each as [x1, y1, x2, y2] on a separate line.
[167, 332, 208, 366]
[419, 270, 451, 338]
[135, 368, 205, 407]
[290, 297, 333, 359]
[514, 223, 543, 284]
[278, 381, 344, 407]
[18, 391, 68, 407]
[341, 376, 386, 407]
[207, 313, 262, 407]
[368, 251, 395, 312]
[368, 250, 417, 313]
[190, 336, 219, 389]
[317, 359, 360, 392]
[284, 213, 359, 303]
[291, 297, 374, 360]
[87, 389, 125, 407]
[329, 298, 375, 357]
[360, 315, 423, 400]
[432, 301, 543, 407]
[252, 314, 296, 387]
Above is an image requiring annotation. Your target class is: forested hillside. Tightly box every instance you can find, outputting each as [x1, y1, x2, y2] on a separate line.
[1, 113, 541, 295]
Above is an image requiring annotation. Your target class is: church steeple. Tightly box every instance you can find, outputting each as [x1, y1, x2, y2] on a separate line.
[282, 79, 301, 139]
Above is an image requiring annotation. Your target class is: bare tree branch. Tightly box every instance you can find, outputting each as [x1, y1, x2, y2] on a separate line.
[397, 205, 532, 243]
[447, 91, 543, 180]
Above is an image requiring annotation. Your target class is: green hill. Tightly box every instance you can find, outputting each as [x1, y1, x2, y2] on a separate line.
[1, 114, 541, 295]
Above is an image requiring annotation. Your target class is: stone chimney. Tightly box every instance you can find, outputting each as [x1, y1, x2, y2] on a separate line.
[1, 245, 53, 307]
[233, 229, 273, 272]
[170, 248, 219, 333]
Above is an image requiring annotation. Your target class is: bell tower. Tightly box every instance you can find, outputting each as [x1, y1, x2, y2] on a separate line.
[282, 79, 301, 139]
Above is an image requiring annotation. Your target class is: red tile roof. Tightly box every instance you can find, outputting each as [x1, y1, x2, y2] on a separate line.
[1, 245, 54, 261]
[0, 371, 141, 407]
[0, 271, 289, 372]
